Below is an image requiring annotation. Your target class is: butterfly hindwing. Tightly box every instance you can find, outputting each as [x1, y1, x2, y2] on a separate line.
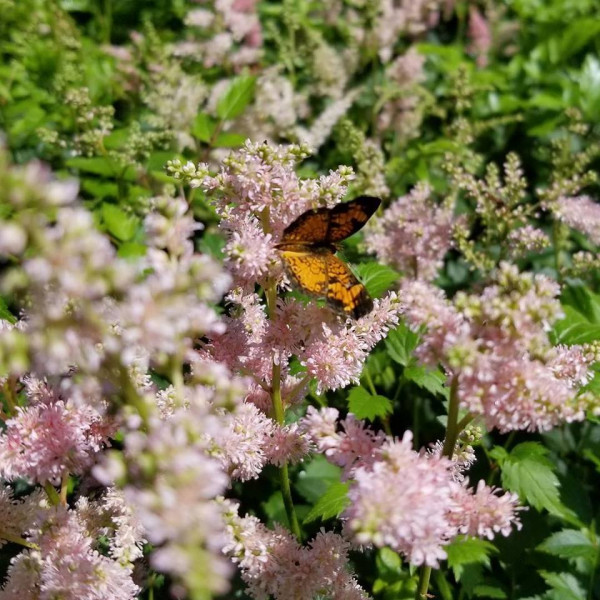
[324, 252, 373, 319]
[280, 196, 381, 245]
[279, 246, 329, 296]
[279, 246, 373, 319]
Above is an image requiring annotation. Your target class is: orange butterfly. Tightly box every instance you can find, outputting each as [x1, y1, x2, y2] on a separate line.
[276, 196, 381, 319]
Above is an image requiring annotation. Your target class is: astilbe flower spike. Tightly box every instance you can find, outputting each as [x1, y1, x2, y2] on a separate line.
[300, 408, 522, 568]
[401, 262, 600, 432]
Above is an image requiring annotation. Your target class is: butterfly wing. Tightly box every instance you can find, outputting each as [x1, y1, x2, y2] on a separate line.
[279, 245, 329, 297]
[279, 245, 373, 319]
[324, 252, 373, 319]
[327, 196, 381, 244]
[279, 196, 381, 246]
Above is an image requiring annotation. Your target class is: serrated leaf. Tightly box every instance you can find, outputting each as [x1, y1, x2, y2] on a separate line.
[101, 204, 140, 242]
[353, 262, 399, 298]
[385, 322, 420, 366]
[192, 113, 216, 142]
[216, 75, 256, 121]
[347, 386, 392, 421]
[303, 481, 349, 524]
[403, 365, 447, 396]
[446, 536, 497, 580]
[537, 529, 597, 560]
[552, 308, 600, 344]
[499, 442, 564, 514]
[539, 571, 586, 600]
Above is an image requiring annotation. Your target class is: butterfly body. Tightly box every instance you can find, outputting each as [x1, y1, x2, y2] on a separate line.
[275, 196, 381, 319]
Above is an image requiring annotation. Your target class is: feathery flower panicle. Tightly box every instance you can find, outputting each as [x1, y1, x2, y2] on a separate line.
[507, 225, 551, 258]
[181, 0, 262, 68]
[402, 263, 600, 432]
[221, 500, 369, 600]
[295, 91, 360, 150]
[553, 195, 600, 245]
[183, 141, 356, 288]
[364, 184, 457, 280]
[300, 406, 386, 477]
[0, 377, 114, 485]
[452, 480, 522, 540]
[94, 382, 243, 596]
[375, 0, 447, 62]
[74, 489, 146, 565]
[0, 503, 140, 600]
[0, 487, 45, 549]
[467, 6, 492, 67]
[302, 411, 522, 567]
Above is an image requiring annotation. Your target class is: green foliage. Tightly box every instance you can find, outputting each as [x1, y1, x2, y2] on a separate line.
[347, 385, 392, 421]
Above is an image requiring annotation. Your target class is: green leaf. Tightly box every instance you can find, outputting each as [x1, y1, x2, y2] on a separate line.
[295, 455, 341, 503]
[446, 536, 497, 580]
[101, 204, 140, 242]
[552, 306, 600, 344]
[197, 232, 225, 259]
[216, 75, 256, 121]
[495, 442, 565, 514]
[353, 262, 399, 298]
[0, 296, 16, 324]
[214, 132, 246, 147]
[472, 585, 507, 599]
[192, 113, 216, 142]
[539, 571, 586, 600]
[303, 481, 349, 524]
[385, 322, 420, 366]
[561, 285, 600, 324]
[66, 157, 136, 181]
[403, 365, 447, 397]
[117, 242, 146, 259]
[347, 386, 392, 421]
[537, 529, 597, 561]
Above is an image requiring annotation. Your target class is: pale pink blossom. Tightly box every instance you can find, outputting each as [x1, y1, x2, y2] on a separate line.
[554, 195, 600, 245]
[300, 407, 386, 477]
[402, 264, 599, 432]
[452, 480, 523, 539]
[468, 6, 492, 67]
[0, 506, 139, 600]
[221, 500, 369, 600]
[507, 225, 551, 257]
[0, 377, 114, 485]
[364, 185, 456, 280]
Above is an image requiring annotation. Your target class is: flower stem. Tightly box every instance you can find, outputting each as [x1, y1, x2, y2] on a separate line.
[43, 482, 61, 506]
[0, 531, 39, 550]
[416, 565, 432, 600]
[265, 280, 301, 540]
[60, 473, 69, 506]
[441, 376, 461, 459]
[415, 376, 461, 600]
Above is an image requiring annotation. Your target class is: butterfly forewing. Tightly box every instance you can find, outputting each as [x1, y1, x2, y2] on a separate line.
[279, 196, 381, 246]
[327, 196, 381, 244]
